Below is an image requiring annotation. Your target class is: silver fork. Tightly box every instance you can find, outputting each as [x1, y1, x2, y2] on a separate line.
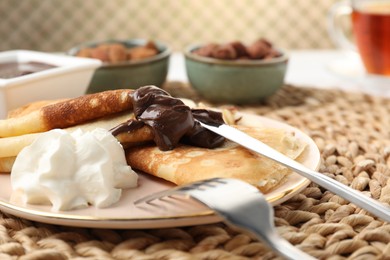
[135, 178, 315, 260]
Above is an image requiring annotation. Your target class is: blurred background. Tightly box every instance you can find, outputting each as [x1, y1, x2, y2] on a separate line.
[0, 0, 339, 52]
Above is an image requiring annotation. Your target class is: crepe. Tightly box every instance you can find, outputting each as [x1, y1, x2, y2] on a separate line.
[125, 125, 307, 193]
[0, 89, 134, 138]
[0, 111, 157, 172]
[0, 89, 140, 173]
[0, 157, 16, 174]
[7, 99, 66, 119]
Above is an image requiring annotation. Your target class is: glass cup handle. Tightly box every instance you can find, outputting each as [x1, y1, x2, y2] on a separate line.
[328, 1, 357, 51]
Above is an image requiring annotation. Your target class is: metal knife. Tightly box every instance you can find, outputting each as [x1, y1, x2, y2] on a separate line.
[199, 121, 390, 223]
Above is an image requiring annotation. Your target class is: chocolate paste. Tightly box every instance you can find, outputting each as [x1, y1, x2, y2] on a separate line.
[0, 61, 57, 79]
[110, 86, 225, 150]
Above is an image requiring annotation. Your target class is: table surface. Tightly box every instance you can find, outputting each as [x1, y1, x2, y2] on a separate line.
[169, 49, 390, 98]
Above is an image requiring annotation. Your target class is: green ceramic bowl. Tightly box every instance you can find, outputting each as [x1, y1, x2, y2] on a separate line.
[185, 45, 288, 104]
[68, 39, 171, 93]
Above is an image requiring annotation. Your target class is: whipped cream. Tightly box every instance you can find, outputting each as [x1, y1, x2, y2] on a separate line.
[11, 128, 138, 211]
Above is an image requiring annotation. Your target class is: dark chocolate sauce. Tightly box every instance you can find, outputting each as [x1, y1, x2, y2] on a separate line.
[0, 61, 57, 79]
[110, 85, 225, 150]
[183, 109, 225, 148]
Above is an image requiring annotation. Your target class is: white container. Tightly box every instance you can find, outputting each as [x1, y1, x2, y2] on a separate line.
[0, 50, 102, 119]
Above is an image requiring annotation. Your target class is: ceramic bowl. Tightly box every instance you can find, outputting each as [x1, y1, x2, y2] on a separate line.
[0, 50, 101, 119]
[68, 39, 171, 93]
[184, 44, 288, 104]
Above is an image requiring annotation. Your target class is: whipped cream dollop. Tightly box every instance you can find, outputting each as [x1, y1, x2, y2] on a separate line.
[11, 128, 138, 211]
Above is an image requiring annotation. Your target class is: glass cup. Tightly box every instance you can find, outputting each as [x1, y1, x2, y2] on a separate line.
[328, 0, 390, 76]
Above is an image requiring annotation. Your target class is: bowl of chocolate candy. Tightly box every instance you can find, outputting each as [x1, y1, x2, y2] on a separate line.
[185, 38, 288, 104]
[68, 39, 171, 93]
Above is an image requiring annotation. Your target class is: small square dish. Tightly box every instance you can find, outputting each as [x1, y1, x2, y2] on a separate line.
[0, 50, 102, 119]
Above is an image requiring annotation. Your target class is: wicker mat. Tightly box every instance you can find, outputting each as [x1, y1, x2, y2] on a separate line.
[1, 84, 390, 260]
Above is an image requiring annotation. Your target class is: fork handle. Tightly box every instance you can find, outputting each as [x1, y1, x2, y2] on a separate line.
[263, 232, 315, 260]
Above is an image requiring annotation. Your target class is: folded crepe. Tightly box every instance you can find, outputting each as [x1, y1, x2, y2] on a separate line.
[125, 125, 307, 193]
[0, 89, 144, 173]
[0, 89, 133, 138]
[0, 111, 156, 172]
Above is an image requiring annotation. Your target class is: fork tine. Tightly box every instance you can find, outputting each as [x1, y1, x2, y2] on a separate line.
[181, 178, 225, 191]
[134, 186, 181, 205]
[134, 178, 225, 205]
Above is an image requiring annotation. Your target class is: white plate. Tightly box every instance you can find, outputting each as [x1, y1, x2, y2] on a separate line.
[0, 113, 321, 229]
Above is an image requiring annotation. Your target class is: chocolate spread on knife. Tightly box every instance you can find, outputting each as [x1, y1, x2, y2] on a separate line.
[110, 85, 225, 150]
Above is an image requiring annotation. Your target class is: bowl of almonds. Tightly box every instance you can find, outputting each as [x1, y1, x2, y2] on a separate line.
[185, 38, 288, 104]
[68, 39, 171, 93]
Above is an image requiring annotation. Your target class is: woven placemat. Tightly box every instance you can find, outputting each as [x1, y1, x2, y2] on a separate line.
[1, 84, 390, 259]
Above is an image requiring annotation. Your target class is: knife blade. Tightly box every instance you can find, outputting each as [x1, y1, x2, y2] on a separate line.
[199, 121, 390, 223]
